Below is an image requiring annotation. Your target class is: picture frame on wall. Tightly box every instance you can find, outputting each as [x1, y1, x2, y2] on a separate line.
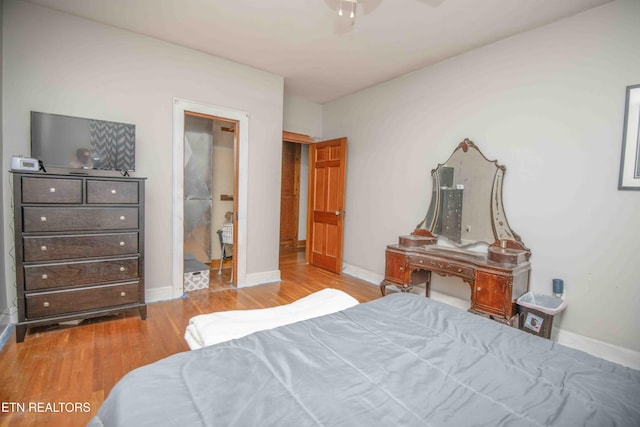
[618, 84, 640, 190]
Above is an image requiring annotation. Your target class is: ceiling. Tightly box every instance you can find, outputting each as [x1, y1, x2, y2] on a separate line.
[24, 0, 612, 104]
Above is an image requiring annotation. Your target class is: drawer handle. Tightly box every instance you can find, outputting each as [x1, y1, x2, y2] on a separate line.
[477, 287, 482, 291]
[119, 266, 126, 272]
[43, 301, 50, 307]
[40, 216, 47, 222]
[399, 266, 404, 271]
[120, 291, 126, 297]
[42, 274, 48, 280]
[419, 260, 424, 264]
[40, 245, 47, 251]
[49, 187, 56, 193]
[457, 268, 462, 273]
[119, 216, 126, 221]
[119, 241, 126, 246]
[111, 189, 117, 194]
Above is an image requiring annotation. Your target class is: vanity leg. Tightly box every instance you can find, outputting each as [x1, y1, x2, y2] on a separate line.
[379, 281, 387, 296]
[425, 271, 432, 298]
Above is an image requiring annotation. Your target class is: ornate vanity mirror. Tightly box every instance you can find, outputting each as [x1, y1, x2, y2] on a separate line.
[414, 139, 528, 253]
[381, 139, 531, 325]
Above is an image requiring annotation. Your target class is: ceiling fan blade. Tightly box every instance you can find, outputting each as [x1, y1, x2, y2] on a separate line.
[361, 0, 383, 14]
[323, 0, 384, 15]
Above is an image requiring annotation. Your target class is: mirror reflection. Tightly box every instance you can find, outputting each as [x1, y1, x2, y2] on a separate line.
[416, 139, 517, 248]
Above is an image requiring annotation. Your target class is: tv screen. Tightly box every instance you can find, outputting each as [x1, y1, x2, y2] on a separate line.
[31, 111, 135, 171]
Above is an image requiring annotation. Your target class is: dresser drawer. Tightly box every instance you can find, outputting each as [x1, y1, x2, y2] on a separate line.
[25, 257, 139, 291]
[87, 180, 139, 204]
[26, 282, 140, 318]
[21, 177, 82, 204]
[23, 233, 138, 262]
[23, 207, 138, 232]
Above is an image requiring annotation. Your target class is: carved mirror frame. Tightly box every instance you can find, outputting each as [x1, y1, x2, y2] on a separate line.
[414, 139, 529, 255]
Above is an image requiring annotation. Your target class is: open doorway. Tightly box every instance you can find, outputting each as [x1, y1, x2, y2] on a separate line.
[183, 113, 236, 288]
[280, 132, 314, 258]
[173, 99, 248, 297]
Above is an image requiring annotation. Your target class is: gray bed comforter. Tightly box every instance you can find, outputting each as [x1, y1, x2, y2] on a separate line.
[89, 293, 640, 426]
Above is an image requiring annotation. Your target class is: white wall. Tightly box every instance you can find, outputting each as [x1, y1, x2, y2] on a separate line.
[2, 0, 284, 310]
[0, 0, 9, 339]
[324, 0, 640, 353]
[283, 95, 323, 139]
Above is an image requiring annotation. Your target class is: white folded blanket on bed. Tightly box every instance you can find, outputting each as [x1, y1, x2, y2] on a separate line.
[184, 288, 359, 350]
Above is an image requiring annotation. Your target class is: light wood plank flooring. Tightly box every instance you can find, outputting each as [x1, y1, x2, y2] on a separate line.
[0, 248, 381, 427]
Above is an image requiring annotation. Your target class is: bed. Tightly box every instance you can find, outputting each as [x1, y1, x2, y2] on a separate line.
[88, 293, 640, 426]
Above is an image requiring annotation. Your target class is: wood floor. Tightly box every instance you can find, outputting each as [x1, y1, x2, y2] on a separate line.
[0, 248, 382, 427]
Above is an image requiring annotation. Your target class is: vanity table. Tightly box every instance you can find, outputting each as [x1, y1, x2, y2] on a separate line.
[380, 139, 530, 325]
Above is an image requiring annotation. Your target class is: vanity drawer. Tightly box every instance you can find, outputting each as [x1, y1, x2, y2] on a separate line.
[23, 207, 138, 232]
[25, 257, 139, 291]
[23, 233, 138, 261]
[26, 282, 140, 319]
[408, 256, 474, 279]
[87, 180, 139, 204]
[21, 177, 82, 204]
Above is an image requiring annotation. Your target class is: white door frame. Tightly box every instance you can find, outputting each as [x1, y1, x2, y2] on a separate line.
[172, 98, 249, 297]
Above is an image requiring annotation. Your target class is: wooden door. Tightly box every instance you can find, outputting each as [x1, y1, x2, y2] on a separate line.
[280, 141, 301, 247]
[307, 137, 347, 273]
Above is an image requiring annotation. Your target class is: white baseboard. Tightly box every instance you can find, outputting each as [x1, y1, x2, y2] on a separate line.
[342, 264, 382, 285]
[342, 262, 640, 370]
[556, 329, 640, 370]
[238, 270, 281, 288]
[146, 285, 176, 303]
[0, 313, 13, 350]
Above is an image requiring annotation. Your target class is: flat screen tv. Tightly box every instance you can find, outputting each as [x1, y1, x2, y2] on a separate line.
[31, 111, 135, 172]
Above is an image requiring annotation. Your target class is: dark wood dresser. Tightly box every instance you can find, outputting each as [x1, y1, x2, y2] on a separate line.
[12, 172, 146, 342]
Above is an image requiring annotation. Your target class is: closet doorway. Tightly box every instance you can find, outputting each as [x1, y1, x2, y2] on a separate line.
[183, 112, 237, 287]
[280, 132, 313, 252]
